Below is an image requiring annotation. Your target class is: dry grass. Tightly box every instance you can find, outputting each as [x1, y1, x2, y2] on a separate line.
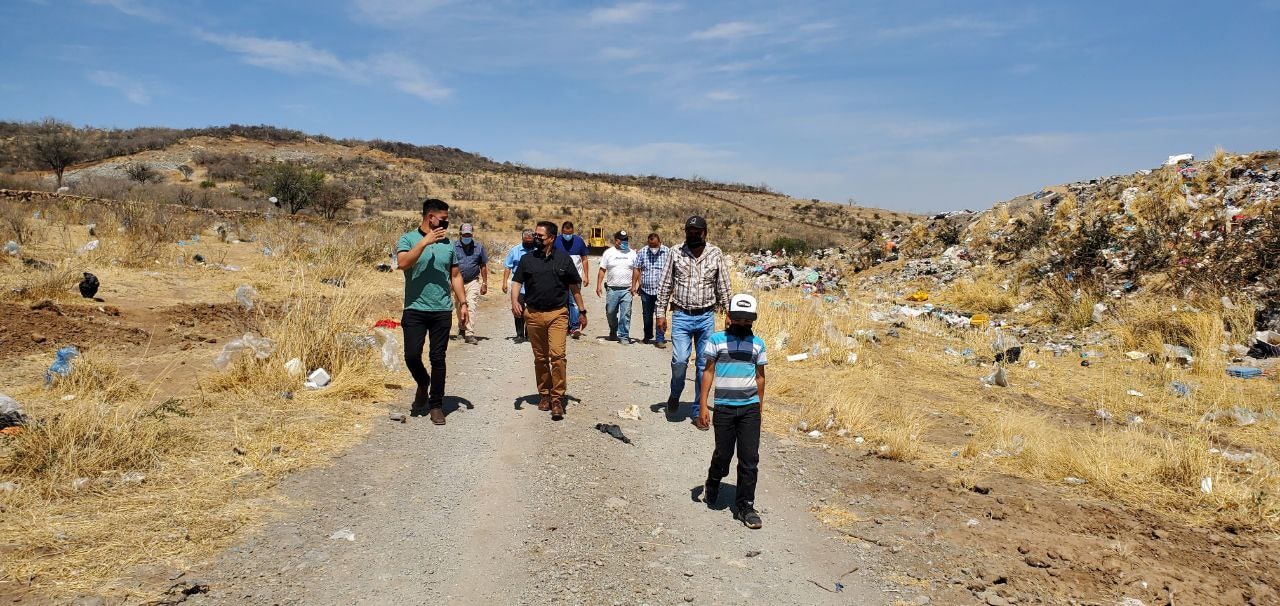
[750, 284, 1280, 531]
[939, 273, 1018, 314]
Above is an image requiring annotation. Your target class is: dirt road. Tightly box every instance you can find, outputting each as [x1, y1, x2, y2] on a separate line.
[185, 290, 890, 605]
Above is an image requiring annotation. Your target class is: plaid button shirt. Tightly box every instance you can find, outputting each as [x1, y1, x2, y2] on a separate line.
[631, 245, 670, 295]
[655, 243, 731, 313]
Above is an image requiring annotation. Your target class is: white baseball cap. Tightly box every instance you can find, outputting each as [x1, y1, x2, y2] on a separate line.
[729, 293, 758, 320]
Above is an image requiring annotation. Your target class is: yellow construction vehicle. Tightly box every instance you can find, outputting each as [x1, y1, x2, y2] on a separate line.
[586, 227, 609, 254]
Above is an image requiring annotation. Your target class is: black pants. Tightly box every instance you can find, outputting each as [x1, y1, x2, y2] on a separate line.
[513, 293, 526, 338]
[401, 309, 452, 411]
[707, 403, 761, 509]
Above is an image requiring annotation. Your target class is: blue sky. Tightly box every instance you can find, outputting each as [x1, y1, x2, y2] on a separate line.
[2, 0, 1278, 212]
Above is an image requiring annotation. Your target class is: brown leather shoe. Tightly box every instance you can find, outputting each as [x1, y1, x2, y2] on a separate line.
[537, 397, 552, 411]
[429, 408, 446, 425]
[550, 400, 565, 420]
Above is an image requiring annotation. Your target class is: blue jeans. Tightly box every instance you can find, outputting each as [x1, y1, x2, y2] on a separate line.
[605, 287, 633, 341]
[638, 291, 665, 343]
[669, 309, 716, 411]
[567, 294, 580, 332]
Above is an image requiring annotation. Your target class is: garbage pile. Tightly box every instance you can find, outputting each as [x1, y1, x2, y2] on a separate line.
[741, 249, 848, 295]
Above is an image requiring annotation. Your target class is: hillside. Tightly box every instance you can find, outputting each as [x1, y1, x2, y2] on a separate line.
[0, 121, 917, 250]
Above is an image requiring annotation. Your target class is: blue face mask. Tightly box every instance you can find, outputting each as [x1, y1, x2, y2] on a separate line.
[461, 237, 473, 245]
[619, 241, 630, 252]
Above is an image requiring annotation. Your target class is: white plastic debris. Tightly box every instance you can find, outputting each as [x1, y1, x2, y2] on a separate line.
[845, 352, 858, 365]
[71, 478, 92, 491]
[1013, 302, 1033, 313]
[1127, 389, 1144, 397]
[983, 365, 1008, 388]
[1095, 408, 1112, 421]
[806, 430, 823, 439]
[853, 436, 865, 444]
[1199, 476, 1213, 494]
[3, 240, 17, 256]
[77, 240, 100, 254]
[304, 368, 331, 389]
[372, 327, 401, 371]
[1064, 477, 1087, 486]
[120, 471, 146, 485]
[786, 352, 809, 362]
[965, 518, 980, 527]
[1127, 413, 1144, 425]
[284, 358, 303, 379]
[1092, 302, 1107, 323]
[1164, 153, 1194, 166]
[1124, 351, 1147, 361]
[329, 528, 355, 541]
[0, 481, 18, 494]
[234, 284, 257, 311]
[616, 404, 641, 421]
[1026, 360, 1040, 369]
[213, 333, 276, 370]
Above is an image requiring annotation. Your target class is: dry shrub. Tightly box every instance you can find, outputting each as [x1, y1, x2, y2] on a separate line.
[941, 274, 1017, 314]
[1031, 277, 1102, 330]
[1, 264, 79, 302]
[1112, 296, 1252, 369]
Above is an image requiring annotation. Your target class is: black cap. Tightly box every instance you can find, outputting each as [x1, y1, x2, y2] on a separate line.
[685, 216, 708, 230]
[615, 230, 629, 240]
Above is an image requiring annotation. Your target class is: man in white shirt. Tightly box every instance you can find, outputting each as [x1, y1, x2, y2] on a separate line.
[596, 230, 638, 344]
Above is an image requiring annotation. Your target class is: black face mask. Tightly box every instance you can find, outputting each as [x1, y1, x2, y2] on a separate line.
[522, 241, 536, 250]
[726, 324, 753, 338]
[532, 235, 545, 247]
[435, 219, 449, 231]
[685, 231, 705, 248]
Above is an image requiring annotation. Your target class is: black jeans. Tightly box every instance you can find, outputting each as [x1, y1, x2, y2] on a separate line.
[707, 403, 761, 509]
[401, 309, 452, 411]
[513, 293, 526, 338]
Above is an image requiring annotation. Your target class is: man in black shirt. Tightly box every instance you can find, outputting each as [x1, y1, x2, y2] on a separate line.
[511, 220, 588, 420]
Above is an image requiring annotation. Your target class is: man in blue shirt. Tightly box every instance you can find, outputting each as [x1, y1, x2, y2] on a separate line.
[630, 232, 669, 348]
[503, 230, 536, 344]
[395, 198, 469, 426]
[555, 221, 590, 339]
[697, 293, 766, 529]
[453, 223, 488, 345]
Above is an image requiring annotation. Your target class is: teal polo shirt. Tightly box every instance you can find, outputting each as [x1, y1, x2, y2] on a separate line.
[396, 228, 458, 312]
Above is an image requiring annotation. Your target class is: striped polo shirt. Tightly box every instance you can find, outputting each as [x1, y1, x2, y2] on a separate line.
[701, 331, 768, 406]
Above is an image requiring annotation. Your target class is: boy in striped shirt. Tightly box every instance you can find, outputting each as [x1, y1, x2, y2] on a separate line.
[696, 293, 766, 529]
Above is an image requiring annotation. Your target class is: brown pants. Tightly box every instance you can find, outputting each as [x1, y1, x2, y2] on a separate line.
[524, 307, 569, 403]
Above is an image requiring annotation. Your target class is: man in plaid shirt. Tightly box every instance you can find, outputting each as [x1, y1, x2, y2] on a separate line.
[655, 215, 732, 420]
[630, 232, 670, 348]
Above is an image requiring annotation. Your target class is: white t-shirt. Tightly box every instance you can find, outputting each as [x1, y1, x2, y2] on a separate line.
[600, 247, 637, 288]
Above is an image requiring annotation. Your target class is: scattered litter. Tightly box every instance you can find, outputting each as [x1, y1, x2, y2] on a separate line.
[321, 277, 347, 288]
[1169, 382, 1191, 397]
[3, 241, 17, 256]
[0, 393, 25, 429]
[853, 436, 865, 444]
[234, 284, 257, 311]
[1091, 303, 1107, 323]
[616, 404, 642, 421]
[845, 352, 858, 365]
[120, 471, 146, 485]
[1124, 351, 1147, 361]
[1026, 360, 1040, 369]
[284, 358, 303, 379]
[71, 478, 91, 491]
[807, 430, 823, 439]
[594, 423, 633, 445]
[0, 481, 17, 494]
[78, 272, 99, 299]
[786, 352, 810, 362]
[1226, 365, 1262, 379]
[44, 346, 80, 384]
[1014, 302, 1033, 313]
[372, 327, 401, 371]
[388, 412, 407, 423]
[77, 240, 99, 254]
[966, 518, 980, 527]
[1127, 389, 1144, 397]
[1064, 477, 1087, 485]
[905, 290, 929, 302]
[192, 254, 205, 264]
[1095, 408, 1112, 421]
[1162, 344, 1194, 365]
[329, 529, 356, 541]
[1201, 406, 1259, 427]
[304, 368, 332, 389]
[1200, 476, 1213, 494]
[376, 262, 393, 272]
[213, 333, 275, 370]
[969, 313, 989, 328]
[983, 365, 1008, 388]
[1126, 414, 1143, 425]
[1164, 153, 1195, 166]
[373, 318, 401, 330]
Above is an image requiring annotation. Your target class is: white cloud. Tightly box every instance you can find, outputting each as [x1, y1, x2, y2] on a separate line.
[875, 17, 1014, 40]
[586, 2, 681, 25]
[689, 21, 766, 41]
[351, 0, 452, 25]
[600, 47, 642, 60]
[523, 142, 738, 178]
[86, 0, 167, 22]
[368, 53, 453, 101]
[702, 90, 741, 102]
[87, 70, 151, 104]
[198, 32, 451, 102]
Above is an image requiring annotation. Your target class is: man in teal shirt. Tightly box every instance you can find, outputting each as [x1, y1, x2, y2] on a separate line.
[396, 198, 469, 425]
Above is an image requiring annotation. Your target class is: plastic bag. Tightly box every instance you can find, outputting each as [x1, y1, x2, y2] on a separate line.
[234, 285, 257, 311]
[0, 393, 25, 429]
[3, 240, 17, 256]
[213, 333, 275, 370]
[990, 328, 1021, 353]
[372, 327, 401, 371]
[983, 364, 1008, 387]
[1092, 303, 1107, 323]
[45, 346, 80, 384]
[77, 240, 99, 254]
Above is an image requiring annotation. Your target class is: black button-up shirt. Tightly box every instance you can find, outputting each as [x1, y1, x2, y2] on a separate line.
[513, 247, 581, 311]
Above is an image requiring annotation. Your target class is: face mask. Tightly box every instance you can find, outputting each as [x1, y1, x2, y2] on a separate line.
[562, 234, 573, 241]
[686, 235, 705, 248]
[726, 324, 753, 338]
[434, 218, 449, 230]
[461, 237, 473, 245]
[522, 241, 536, 250]
[619, 241, 630, 252]
[533, 235, 545, 247]
[649, 244, 660, 252]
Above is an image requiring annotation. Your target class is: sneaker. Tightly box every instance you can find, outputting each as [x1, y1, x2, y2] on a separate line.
[703, 480, 720, 507]
[464, 336, 478, 345]
[654, 341, 666, 349]
[735, 505, 763, 529]
[618, 337, 631, 345]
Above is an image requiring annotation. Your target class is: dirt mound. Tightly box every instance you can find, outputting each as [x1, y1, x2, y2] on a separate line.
[0, 301, 146, 358]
